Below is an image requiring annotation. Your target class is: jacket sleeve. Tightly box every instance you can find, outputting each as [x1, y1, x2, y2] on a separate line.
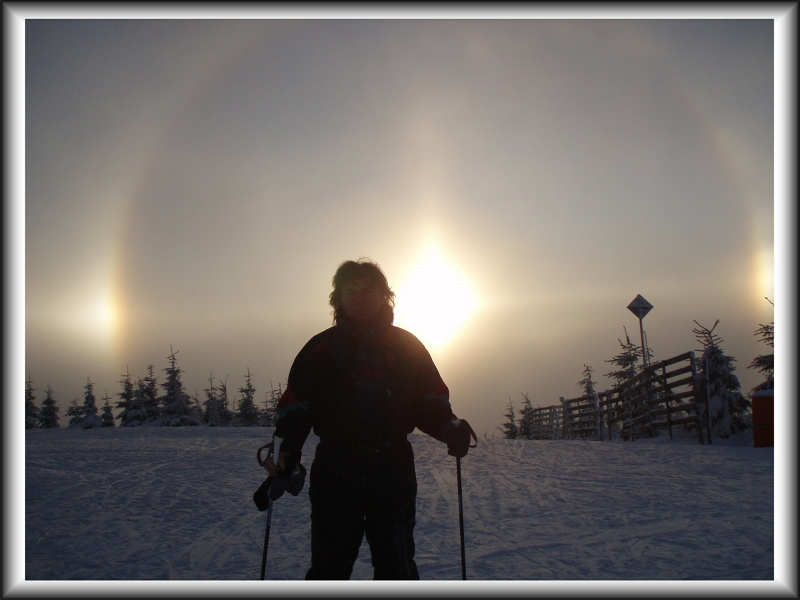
[274, 339, 316, 457]
[410, 337, 455, 443]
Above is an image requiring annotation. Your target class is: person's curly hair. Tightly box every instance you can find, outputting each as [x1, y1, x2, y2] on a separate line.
[329, 259, 395, 325]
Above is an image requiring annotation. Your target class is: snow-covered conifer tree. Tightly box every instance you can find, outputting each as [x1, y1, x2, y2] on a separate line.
[140, 365, 161, 424]
[748, 298, 774, 392]
[605, 329, 648, 439]
[116, 368, 137, 426]
[500, 398, 518, 439]
[188, 391, 204, 422]
[101, 394, 115, 427]
[66, 398, 84, 428]
[518, 393, 534, 440]
[578, 363, 596, 397]
[160, 346, 199, 426]
[578, 363, 604, 439]
[123, 378, 149, 425]
[693, 319, 751, 438]
[203, 373, 220, 426]
[81, 378, 103, 428]
[605, 328, 641, 389]
[260, 382, 283, 427]
[216, 376, 233, 426]
[236, 368, 259, 426]
[26, 376, 41, 429]
[39, 385, 60, 428]
[259, 390, 270, 427]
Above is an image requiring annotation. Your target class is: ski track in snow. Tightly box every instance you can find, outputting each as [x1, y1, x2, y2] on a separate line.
[25, 427, 773, 580]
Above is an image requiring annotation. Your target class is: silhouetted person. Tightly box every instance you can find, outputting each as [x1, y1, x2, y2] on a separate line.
[265, 258, 474, 579]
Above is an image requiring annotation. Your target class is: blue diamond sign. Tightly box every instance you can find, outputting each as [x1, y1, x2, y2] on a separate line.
[627, 294, 653, 319]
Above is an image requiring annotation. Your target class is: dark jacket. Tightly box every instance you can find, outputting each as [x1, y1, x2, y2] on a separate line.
[274, 309, 454, 458]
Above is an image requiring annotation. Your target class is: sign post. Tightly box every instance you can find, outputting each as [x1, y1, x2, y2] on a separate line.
[627, 294, 653, 370]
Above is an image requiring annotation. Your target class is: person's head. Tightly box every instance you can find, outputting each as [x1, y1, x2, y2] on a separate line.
[330, 259, 395, 325]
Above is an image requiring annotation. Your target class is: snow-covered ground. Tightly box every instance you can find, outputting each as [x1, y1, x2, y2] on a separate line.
[23, 426, 773, 587]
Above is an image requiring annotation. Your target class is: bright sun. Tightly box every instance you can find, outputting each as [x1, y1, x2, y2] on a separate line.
[393, 247, 479, 351]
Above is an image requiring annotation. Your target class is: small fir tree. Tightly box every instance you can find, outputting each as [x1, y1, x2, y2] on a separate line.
[39, 385, 61, 428]
[605, 328, 650, 439]
[216, 376, 233, 426]
[140, 365, 161, 424]
[259, 390, 270, 427]
[26, 375, 41, 429]
[124, 378, 149, 426]
[237, 368, 259, 426]
[605, 327, 641, 389]
[518, 393, 534, 440]
[116, 367, 137, 426]
[693, 319, 751, 438]
[66, 398, 84, 428]
[188, 391, 204, 422]
[81, 378, 103, 428]
[203, 373, 221, 426]
[101, 393, 116, 427]
[578, 363, 604, 439]
[500, 398, 518, 439]
[160, 346, 198, 426]
[261, 381, 283, 427]
[578, 363, 597, 397]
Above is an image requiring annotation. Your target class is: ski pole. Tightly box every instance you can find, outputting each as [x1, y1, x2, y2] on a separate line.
[260, 496, 273, 580]
[456, 455, 466, 580]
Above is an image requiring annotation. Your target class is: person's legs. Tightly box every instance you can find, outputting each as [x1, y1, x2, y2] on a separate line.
[364, 488, 419, 579]
[363, 443, 419, 580]
[305, 457, 365, 580]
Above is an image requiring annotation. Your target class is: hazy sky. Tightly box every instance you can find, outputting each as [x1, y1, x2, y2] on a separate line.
[24, 15, 775, 435]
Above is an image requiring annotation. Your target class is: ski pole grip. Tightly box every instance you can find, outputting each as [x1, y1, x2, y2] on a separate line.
[257, 442, 274, 467]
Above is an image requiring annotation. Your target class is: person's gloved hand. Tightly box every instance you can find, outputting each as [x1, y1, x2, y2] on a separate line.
[263, 449, 298, 477]
[255, 450, 305, 508]
[269, 451, 304, 498]
[446, 418, 475, 458]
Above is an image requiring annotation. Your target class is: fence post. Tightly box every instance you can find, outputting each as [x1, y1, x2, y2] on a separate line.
[703, 355, 713, 445]
[645, 364, 657, 438]
[689, 351, 705, 444]
[662, 363, 673, 440]
[560, 396, 568, 439]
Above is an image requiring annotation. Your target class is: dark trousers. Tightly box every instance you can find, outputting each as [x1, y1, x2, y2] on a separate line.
[305, 440, 420, 580]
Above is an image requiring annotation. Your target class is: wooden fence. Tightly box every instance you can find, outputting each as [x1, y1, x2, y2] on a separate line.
[531, 351, 712, 443]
